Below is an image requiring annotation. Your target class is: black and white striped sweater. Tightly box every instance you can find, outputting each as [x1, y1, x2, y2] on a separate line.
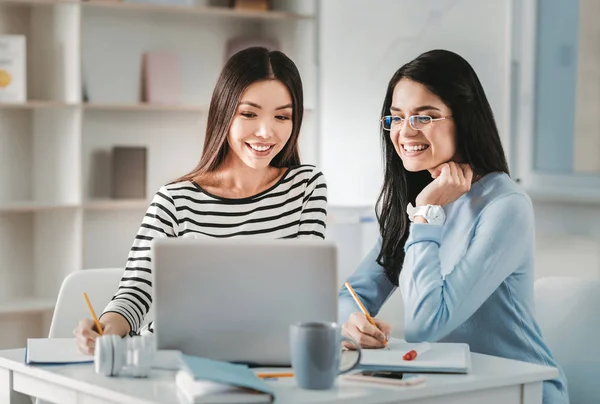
[102, 165, 328, 334]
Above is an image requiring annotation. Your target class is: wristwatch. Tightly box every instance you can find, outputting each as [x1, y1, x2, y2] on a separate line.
[406, 203, 446, 225]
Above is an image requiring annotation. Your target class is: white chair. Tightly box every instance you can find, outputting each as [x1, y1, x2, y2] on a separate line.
[534, 276, 600, 404]
[48, 268, 154, 338]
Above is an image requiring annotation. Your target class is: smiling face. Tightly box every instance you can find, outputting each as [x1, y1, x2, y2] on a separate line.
[227, 79, 293, 170]
[389, 79, 457, 172]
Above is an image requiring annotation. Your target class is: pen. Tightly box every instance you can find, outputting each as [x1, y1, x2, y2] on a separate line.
[256, 372, 294, 379]
[344, 282, 387, 344]
[82, 292, 104, 336]
[403, 342, 431, 361]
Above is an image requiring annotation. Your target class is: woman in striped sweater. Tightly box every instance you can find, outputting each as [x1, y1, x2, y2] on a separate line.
[74, 47, 327, 354]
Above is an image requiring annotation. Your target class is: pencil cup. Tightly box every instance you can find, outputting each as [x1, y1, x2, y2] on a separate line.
[290, 322, 362, 390]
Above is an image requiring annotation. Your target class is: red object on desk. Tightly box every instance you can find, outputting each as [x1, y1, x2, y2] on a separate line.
[403, 342, 431, 361]
[403, 350, 418, 361]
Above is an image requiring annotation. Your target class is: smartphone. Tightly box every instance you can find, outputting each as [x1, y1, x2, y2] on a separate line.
[343, 371, 426, 386]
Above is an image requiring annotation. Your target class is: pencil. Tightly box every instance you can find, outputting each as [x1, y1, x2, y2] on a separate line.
[82, 292, 104, 336]
[256, 372, 294, 379]
[344, 282, 387, 344]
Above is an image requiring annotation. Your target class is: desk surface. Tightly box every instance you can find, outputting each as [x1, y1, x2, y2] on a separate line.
[0, 349, 558, 404]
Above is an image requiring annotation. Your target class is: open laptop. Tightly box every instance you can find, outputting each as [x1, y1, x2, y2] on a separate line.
[152, 238, 338, 366]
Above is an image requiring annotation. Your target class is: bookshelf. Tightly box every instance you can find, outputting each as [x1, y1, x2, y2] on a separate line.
[0, 0, 318, 348]
[1, 0, 312, 19]
[82, 0, 312, 20]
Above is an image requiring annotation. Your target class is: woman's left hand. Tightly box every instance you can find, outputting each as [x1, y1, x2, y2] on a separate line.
[416, 162, 473, 207]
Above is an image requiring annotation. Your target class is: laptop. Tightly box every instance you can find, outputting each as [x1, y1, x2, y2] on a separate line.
[152, 238, 338, 366]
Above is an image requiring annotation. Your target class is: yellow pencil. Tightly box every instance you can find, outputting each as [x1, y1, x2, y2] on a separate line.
[82, 292, 104, 336]
[344, 282, 387, 344]
[257, 372, 294, 379]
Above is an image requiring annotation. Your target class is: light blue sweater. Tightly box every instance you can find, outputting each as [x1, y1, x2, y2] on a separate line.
[339, 172, 569, 404]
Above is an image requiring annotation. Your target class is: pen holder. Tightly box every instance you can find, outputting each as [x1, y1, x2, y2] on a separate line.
[95, 335, 155, 378]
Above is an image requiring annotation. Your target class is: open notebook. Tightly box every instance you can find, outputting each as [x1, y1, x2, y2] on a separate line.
[26, 338, 93, 365]
[357, 338, 471, 374]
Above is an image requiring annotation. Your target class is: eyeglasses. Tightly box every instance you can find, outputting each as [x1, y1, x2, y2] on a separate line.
[380, 115, 452, 131]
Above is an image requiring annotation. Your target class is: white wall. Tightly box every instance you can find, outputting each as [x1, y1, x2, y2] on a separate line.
[533, 200, 600, 280]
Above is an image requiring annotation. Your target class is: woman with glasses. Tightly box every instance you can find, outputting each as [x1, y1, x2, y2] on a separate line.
[338, 49, 568, 403]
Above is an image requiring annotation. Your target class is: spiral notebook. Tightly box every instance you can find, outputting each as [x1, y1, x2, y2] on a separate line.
[358, 338, 471, 374]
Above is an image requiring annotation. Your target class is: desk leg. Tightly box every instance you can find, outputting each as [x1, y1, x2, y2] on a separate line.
[0, 368, 32, 404]
[522, 382, 543, 404]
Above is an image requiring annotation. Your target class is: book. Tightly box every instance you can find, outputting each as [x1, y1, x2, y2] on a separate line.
[0, 35, 26, 103]
[111, 146, 147, 199]
[26, 338, 94, 365]
[357, 338, 471, 374]
[177, 355, 273, 403]
[141, 51, 181, 105]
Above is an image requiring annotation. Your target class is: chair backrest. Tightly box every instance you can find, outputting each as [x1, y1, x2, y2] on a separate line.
[534, 276, 600, 404]
[48, 268, 154, 338]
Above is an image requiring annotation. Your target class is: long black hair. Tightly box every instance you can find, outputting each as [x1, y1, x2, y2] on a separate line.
[376, 49, 510, 285]
[174, 47, 303, 183]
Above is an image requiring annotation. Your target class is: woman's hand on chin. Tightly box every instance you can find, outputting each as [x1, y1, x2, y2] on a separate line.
[416, 162, 473, 207]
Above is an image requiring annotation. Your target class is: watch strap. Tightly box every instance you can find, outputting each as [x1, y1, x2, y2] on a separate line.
[407, 203, 429, 222]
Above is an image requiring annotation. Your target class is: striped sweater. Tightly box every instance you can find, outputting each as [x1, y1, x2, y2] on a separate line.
[101, 165, 327, 335]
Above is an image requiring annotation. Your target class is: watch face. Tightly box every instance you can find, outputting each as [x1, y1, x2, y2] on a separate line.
[428, 206, 445, 224]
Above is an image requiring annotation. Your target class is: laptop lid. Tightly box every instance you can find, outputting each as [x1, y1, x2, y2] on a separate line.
[152, 238, 338, 366]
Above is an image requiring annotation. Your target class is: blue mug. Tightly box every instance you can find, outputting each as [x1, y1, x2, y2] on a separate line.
[290, 321, 362, 390]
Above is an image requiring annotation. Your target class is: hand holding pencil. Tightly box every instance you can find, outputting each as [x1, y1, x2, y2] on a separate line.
[74, 292, 127, 356]
[341, 282, 392, 349]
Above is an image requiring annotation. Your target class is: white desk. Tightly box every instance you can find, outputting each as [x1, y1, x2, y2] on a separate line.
[0, 349, 557, 404]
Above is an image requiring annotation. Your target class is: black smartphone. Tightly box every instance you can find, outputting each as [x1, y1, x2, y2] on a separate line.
[357, 371, 405, 379]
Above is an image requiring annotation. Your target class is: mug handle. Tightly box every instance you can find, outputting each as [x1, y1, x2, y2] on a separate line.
[338, 335, 362, 375]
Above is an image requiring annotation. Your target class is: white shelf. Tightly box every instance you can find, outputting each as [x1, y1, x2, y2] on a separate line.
[83, 103, 315, 112]
[0, 298, 56, 315]
[83, 1, 313, 20]
[0, 0, 314, 20]
[0, 201, 80, 213]
[0, 0, 72, 6]
[83, 103, 206, 112]
[83, 200, 149, 210]
[0, 101, 77, 109]
[0, 102, 204, 112]
[0, 102, 312, 112]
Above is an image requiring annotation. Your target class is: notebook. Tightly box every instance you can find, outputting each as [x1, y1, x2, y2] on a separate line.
[26, 338, 93, 365]
[177, 355, 274, 404]
[357, 338, 471, 374]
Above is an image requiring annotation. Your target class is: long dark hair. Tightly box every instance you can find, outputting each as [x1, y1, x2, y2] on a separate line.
[377, 49, 510, 285]
[174, 47, 303, 183]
